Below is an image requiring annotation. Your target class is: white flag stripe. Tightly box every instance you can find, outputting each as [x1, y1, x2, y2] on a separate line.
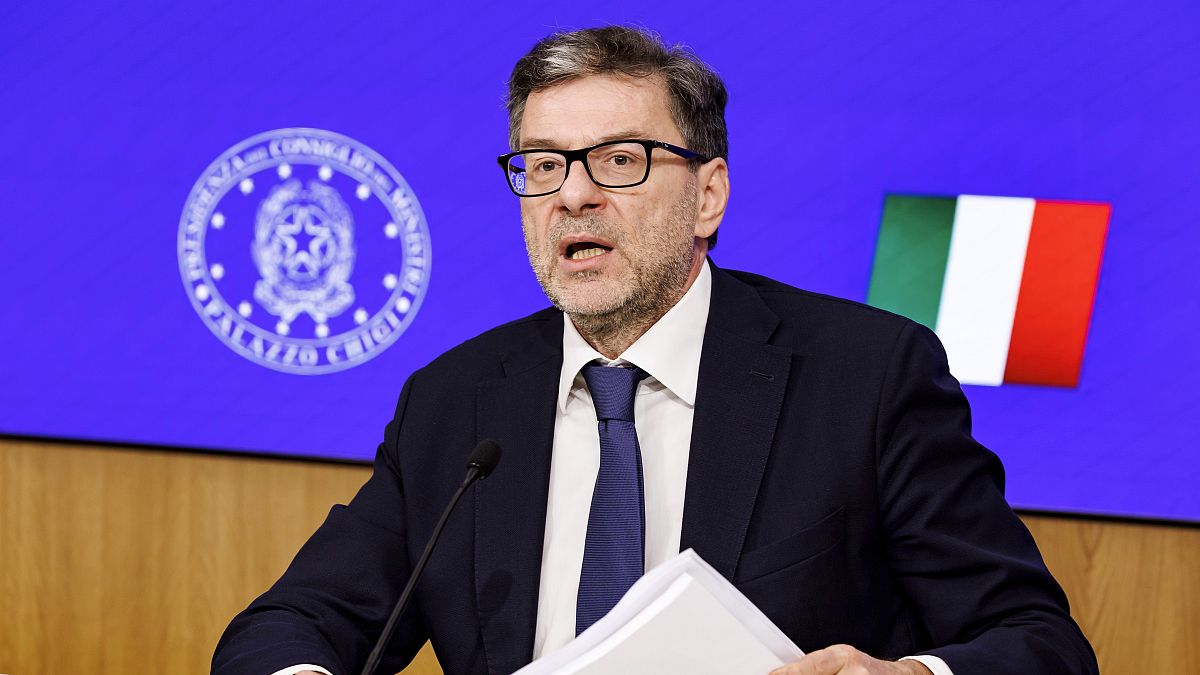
[934, 195, 1035, 386]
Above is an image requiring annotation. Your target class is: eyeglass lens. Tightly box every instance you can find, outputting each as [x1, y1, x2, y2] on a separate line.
[506, 142, 650, 195]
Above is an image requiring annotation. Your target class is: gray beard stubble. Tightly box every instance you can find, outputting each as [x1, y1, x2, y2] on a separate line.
[523, 181, 699, 342]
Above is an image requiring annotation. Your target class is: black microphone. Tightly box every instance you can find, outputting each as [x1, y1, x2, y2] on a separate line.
[359, 440, 503, 675]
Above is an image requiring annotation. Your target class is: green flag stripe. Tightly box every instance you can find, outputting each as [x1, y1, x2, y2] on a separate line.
[867, 194, 957, 330]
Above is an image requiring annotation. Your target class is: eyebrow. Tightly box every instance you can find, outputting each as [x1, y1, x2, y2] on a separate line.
[519, 130, 653, 151]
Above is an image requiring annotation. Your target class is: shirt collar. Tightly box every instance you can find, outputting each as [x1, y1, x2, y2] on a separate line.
[558, 260, 712, 412]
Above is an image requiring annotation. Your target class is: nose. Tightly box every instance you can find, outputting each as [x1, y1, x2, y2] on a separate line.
[555, 158, 605, 215]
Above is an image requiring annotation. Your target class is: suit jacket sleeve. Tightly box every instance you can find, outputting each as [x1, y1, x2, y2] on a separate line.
[212, 376, 428, 675]
[876, 322, 1097, 674]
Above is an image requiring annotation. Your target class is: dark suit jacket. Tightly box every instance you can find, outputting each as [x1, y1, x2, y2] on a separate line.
[213, 265, 1098, 675]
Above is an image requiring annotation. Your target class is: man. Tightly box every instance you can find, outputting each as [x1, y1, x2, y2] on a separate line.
[214, 26, 1098, 675]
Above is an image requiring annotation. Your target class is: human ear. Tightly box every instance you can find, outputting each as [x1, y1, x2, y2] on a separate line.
[693, 157, 728, 240]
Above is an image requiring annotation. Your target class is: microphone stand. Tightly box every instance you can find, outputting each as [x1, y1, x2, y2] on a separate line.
[358, 463, 488, 675]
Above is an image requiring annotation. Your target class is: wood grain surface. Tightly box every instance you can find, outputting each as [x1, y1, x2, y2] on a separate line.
[1, 438, 1196, 674]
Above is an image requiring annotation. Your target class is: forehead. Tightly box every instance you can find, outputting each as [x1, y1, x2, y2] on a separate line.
[519, 74, 680, 148]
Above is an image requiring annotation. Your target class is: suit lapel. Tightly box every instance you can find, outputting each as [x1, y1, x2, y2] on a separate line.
[469, 267, 792, 669]
[680, 266, 793, 580]
[474, 312, 562, 675]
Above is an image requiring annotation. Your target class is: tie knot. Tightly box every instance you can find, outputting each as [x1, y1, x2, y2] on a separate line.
[581, 363, 646, 422]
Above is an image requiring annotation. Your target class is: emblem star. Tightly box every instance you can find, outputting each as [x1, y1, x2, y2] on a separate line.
[274, 204, 334, 280]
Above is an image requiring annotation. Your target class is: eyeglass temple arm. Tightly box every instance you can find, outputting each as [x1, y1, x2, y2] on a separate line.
[652, 140, 708, 161]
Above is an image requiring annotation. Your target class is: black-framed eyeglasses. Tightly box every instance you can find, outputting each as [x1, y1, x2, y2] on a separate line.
[497, 139, 710, 198]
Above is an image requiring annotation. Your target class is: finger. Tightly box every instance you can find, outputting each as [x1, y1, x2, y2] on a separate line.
[769, 646, 848, 675]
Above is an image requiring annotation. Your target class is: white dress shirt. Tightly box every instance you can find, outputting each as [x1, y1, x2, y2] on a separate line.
[532, 261, 713, 658]
[277, 262, 950, 675]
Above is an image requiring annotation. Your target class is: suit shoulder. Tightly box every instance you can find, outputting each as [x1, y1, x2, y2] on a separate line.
[415, 306, 560, 379]
[724, 268, 920, 342]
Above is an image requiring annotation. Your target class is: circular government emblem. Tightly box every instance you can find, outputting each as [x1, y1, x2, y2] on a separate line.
[178, 128, 431, 374]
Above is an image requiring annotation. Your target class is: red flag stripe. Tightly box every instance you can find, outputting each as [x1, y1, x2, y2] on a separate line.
[1003, 201, 1110, 387]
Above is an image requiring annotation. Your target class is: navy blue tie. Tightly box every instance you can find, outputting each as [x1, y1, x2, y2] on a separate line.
[576, 363, 648, 635]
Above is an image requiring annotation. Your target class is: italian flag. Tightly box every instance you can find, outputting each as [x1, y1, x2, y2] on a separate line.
[867, 194, 1110, 388]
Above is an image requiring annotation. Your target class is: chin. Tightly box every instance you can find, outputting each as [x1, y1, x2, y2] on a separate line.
[550, 278, 631, 317]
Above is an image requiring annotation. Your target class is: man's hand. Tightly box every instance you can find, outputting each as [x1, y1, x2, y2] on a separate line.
[770, 644, 933, 675]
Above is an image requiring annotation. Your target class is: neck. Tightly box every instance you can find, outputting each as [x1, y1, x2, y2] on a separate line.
[570, 246, 707, 360]
[571, 307, 663, 360]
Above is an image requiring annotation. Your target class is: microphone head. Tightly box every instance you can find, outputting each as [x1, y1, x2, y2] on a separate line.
[466, 440, 502, 479]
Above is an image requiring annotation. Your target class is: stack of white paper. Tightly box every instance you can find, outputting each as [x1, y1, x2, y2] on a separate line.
[515, 549, 804, 675]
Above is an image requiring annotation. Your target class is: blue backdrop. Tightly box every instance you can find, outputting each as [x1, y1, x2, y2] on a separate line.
[1, 1, 1196, 522]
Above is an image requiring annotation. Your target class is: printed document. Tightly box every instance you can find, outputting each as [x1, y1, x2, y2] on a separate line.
[514, 549, 804, 674]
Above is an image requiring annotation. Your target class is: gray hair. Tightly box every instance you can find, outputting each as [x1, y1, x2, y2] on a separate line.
[505, 26, 728, 249]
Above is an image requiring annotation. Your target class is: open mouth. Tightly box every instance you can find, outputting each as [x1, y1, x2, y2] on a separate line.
[564, 241, 613, 260]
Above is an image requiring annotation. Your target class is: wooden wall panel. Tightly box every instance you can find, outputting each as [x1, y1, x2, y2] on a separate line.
[1, 437, 1197, 674]
[0, 439, 440, 675]
[1023, 514, 1200, 672]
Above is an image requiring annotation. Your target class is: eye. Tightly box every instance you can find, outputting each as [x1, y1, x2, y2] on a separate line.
[604, 151, 640, 166]
[531, 157, 564, 173]
[594, 146, 644, 169]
